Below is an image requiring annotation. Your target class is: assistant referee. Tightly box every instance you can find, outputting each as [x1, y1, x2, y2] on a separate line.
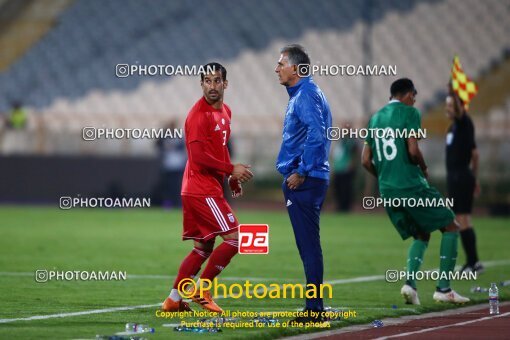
[445, 90, 483, 273]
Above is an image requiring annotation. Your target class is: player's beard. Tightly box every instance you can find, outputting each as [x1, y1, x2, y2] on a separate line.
[205, 91, 222, 104]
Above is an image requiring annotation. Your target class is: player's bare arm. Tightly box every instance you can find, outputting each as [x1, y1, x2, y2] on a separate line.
[361, 143, 377, 177]
[406, 137, 428, 178]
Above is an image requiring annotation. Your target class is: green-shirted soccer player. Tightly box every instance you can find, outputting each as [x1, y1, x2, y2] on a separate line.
[362, 78, 469, 305]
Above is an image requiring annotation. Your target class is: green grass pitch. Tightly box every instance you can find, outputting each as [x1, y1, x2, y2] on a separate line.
[0, 206, 508, 339]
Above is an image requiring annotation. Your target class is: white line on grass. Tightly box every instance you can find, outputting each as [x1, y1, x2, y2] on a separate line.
[326, 275, 383, 285]
[0, 259, 509, 324]
[0, 272, 33, 276]
[0, 304, 160, 324]
[1, 259, 508, 282]
[285, 302, 510, 340]
[325, 258, 510, 285]
[0, 272, 295, 282]
[0, 273, 385, 324]
[127, 275, 296, 282]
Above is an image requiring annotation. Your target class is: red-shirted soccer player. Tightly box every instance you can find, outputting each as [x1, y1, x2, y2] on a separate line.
[161, 62, 253, 313]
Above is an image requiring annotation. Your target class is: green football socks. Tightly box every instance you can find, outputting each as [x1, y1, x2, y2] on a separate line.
[438, 231, 459, 290]
[406, 239, 428, 289]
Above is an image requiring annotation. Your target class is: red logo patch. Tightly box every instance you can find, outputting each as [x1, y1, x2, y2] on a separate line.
[238, 224, 269, 254]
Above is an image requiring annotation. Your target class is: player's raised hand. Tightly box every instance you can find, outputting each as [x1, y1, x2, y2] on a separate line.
[232, 164, 253, 183]
[228, 176, 243, 198]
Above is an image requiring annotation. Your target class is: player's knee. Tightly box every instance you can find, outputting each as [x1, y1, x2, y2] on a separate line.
[456, 214, 470, 230]
[194, 240, 215, 252]
[221, 230, 238, 241]
[444, 220, 460, 233]
[415, 232, 430, 242]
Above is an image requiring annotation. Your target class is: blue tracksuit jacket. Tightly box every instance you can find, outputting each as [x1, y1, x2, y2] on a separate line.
[276, 76, 332, 180]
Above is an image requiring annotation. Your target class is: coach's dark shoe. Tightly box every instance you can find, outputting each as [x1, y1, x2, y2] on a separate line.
[473, 262, 485, 274]
[459, 264, 473, 273]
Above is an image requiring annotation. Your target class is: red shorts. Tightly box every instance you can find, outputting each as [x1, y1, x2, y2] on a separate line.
[182, 195, 238, 241]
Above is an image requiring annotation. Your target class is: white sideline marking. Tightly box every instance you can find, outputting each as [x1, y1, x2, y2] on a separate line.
[326, 275, 383, 285]
[0, 272, 33, 276]
[285, 302, 510, 340]
[128, 275, 295, 282]
[0, 273, 385, 324]
[1, 259, 508, 281]
[0, 272, 294, 282]
[376, 311, 510, 339]
[324, 258, 510, 285]
[0, 259, 508, 324]
[0, 304, 159, 324]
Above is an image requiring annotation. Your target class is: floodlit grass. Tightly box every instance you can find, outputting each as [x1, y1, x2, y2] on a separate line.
[0, 207, 508, 339]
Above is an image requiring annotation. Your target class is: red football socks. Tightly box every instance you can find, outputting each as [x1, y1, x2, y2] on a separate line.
[200, 240, 238, 281]
[173, 247, 211, 289]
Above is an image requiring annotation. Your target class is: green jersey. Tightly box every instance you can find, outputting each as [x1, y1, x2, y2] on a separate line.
[365, 101, 428, 192]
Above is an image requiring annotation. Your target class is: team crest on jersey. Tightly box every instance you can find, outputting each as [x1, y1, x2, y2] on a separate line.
[227, 213, 235, 223]
[214, 124, 221, 131]
[221, 118, 225, 125]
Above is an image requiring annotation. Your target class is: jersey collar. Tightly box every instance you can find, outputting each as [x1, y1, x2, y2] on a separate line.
[286, 76, 311, 97]
[201, 96, 223, 112]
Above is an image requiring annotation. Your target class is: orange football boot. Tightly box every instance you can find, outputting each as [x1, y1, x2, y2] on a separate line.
[161, 297, 192, 312]
[189, 290, 223, 313]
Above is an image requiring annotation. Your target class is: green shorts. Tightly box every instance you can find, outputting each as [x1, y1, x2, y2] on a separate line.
[381, 186, 455, 240]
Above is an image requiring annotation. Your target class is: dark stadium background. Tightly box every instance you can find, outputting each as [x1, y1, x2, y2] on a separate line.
[0, 0, 509, 214]
[1, 2, 510, 339]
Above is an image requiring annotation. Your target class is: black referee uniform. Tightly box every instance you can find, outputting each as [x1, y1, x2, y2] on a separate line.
[446, 112, 481, 270]
[446, 113, 476, 213]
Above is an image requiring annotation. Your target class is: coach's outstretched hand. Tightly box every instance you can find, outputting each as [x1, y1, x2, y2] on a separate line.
[232, 164, 253, 183]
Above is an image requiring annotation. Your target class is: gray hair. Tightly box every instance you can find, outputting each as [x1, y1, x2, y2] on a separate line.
[280, 44, 310, 66]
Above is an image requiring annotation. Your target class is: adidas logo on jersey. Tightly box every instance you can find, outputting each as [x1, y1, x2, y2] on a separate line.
[286, 199, 292, 207]
[214, 124, 221, 131]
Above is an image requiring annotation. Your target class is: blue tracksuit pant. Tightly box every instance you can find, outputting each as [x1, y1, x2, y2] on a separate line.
[282, 176, 328, 311]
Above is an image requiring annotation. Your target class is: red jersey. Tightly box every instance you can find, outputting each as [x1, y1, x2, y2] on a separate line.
[181, 97, 233, 197]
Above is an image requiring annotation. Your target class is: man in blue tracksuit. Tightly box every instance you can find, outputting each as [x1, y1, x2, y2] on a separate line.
[275, 44, 332, 321]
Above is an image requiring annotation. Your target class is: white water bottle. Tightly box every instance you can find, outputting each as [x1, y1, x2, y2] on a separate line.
[134, 324, 155, 334]
[125, 323, 155, 334]
[489, 283, 499, 315]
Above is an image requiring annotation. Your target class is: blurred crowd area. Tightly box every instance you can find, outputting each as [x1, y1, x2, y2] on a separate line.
[0, 0, 509, 209]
